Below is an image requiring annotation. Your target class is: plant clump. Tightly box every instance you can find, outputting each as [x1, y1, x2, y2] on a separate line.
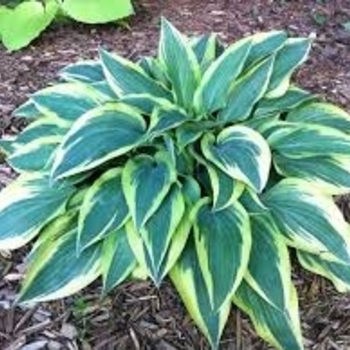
[2, 18, 350, 350]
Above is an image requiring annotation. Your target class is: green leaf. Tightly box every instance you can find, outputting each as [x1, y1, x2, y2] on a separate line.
[194, 37, 252, 114]
[245, 213, 292, 310]
[122, 151, 176, 230]
[13, 99, 42, 119]
[201, 125, 272, 192]
[286, 102, 350, 132]
[126, 184, 185, 284]
[218, 56, 274, 123]
[119, 94, 172, 115]
[8, 136, 60, 173]
[244, 30, 287, 68]
[298, 250, 350, 293]
[101, 225, 136, 293]
[18, 225, 101, 303]
[254, 86, 315, 118]
[170, 237, 231, 349]
[263, 179, 350, 264]
[15, 119, 67, 145]
[0, 0, 58, 51]
[191, 34, 218, 70]
[100, 49, 171, 99]
[78, 168, 129, 251]
[0, 174, 73, 250]
[52, 104, 146, 180]
[268, 123, 350, 158]
[32, 83, 104, 123]
[193, 198, 251, 310]
[233, 281, 303, 350]
[176, 123, 203, 150]
[149, 105, 188, 135]
[274, 154, 350, 195]
[206, 164, 245, 211]
[61, 0, 134, 24]
[59, 60, 105, 84]
[267, 38, 311, 98]
[159, 18, 200, 110]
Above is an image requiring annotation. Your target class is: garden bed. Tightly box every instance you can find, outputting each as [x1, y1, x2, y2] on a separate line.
[1, 0, 350, 349]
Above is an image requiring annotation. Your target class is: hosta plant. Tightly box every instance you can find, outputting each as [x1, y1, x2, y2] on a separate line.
[2, 18, 350, 349]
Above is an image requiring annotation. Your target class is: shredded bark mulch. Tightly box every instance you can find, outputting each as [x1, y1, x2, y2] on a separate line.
[1, 0, 350, 349]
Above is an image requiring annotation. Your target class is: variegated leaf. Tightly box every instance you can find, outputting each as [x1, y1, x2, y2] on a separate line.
[100, 49, 171, 99]
[101, 225, 137, 292]
[218, 56, 274, 123]
[52, 104, 147, 180]
[170, 237, 231, 349]
[244, 30, 287, 68]
[159, 18, 200, 110]
[274, 154, 350, 195]
[233, 281, 303, 350]
[254, 86, 315, 118]
[268, 123, 350, 159]
[122, 151, 176, 230]
[245, 213, 292, 310]
[18, 223, 101, 303]
[31, 83, 105, 123]
[0, 174, 73, 250]
[298, 250, 350, 293]
[267, 38, 311, 98]
[201, 125, 272, 192]
[263, 179, 350, 264]
[194, 37, 252, 114]
[78, 168, 129, 251]
[287, 102, 350, 132]
[193, 198, 251, 310]
[206, 163, 245, 211]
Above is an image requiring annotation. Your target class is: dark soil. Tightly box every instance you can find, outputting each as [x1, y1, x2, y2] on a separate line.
[1, 0, 350, 349]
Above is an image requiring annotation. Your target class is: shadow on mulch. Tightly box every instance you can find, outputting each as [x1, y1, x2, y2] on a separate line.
[1, 0, 350, 349]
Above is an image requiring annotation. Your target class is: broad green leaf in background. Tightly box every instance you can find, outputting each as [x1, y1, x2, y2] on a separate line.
[60, 0, 134, 24]
[0, 0, 58, 51]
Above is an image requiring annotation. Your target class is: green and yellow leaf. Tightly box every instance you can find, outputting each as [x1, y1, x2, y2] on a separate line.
[122, 151, 176, 230]
[233, 281, 303, 350]
[263, 178, 350, 264]
[78, 168, 129, 251]
[202, 125, 272, 192]
[52, 104, 147, 180]
[170, 237, 231, 349]
[193, 198, 251, 310]
[101, 225, 137, 292]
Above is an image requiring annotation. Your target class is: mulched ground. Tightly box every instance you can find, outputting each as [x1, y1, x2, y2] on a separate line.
[1, 0, 350, 349]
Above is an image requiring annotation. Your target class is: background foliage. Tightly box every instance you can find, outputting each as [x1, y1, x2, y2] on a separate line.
[0, 0, 134, 51]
